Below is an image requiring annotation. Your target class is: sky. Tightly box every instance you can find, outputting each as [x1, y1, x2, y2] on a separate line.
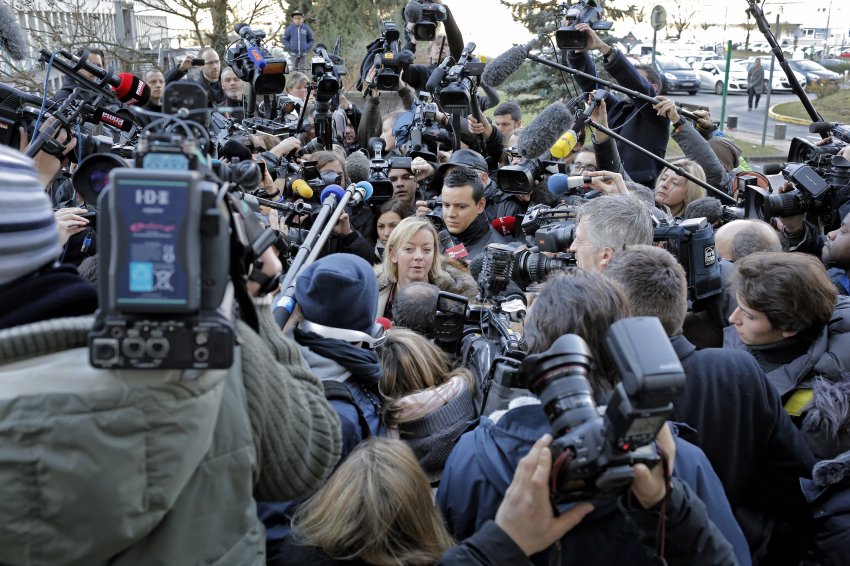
[447, 1, 534, 59]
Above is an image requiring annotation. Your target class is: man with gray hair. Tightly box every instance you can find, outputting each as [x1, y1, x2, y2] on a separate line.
[715, 219, 781, 262]
[567, 194, 654, 272]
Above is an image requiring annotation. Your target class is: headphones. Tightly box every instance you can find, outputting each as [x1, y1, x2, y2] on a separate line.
[298, 319, 387, 349]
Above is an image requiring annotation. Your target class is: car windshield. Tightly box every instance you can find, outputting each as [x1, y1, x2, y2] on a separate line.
[793, 60, 825, 71]
[717, 63, 747, 73]
[658, 57, 692, 71]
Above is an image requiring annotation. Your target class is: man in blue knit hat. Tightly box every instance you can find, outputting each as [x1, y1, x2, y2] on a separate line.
[292, 253, 386, 459]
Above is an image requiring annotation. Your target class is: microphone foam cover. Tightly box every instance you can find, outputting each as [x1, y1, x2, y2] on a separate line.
[518, 102, 572, 159]
[356, 181, 374, 200]
[481, 46, 528, 87]
[403, 0, 423, 22]
[320, 184, 346, 203]
[547, 173, 571, 196]
[291, 178, 314, 199]
[346, 150, 371, 183]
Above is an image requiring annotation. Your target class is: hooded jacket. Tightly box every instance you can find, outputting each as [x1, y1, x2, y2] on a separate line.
[436, 401, 751, 566]
[0, 307, 342, 565]
[724, 296, 850, 460]
[375, 257, 478, 318]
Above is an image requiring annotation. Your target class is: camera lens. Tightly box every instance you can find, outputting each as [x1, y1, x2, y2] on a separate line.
[520, 334, 597, 436]
[763, 189, 806, 217]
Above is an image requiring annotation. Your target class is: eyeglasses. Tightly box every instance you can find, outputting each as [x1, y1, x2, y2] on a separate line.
[571, 162, 597, 173]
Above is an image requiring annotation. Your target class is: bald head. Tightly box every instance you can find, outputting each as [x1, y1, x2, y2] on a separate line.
[716, 219, 780, 262]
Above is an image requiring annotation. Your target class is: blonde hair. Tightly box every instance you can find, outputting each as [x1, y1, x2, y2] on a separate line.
[382, 216, 445, 284]
[291, 437, 455, 565]
[379, 328, 475, 426]
[656, 159, 706, 213]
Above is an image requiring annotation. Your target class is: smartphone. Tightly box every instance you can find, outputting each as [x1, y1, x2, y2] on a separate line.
[191, 58, 205, 66]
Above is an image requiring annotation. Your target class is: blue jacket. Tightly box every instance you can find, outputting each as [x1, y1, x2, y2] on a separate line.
[282, 22, 315, 55]
[436, 403, 751, 566]
[566, 49, 669, 187]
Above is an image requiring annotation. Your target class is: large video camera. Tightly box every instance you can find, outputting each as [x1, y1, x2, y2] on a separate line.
[86, 101, 285, 369]
[365, 138, 396, 202]
[555, 0, 613, 50]
[402, 92, 453, 161]
[497, 157, 565, 195]
[405, 0, 448, 41]
[435, 43, 486, 115]
[227, 23, 288, 96]
[654, 216, 721, 303]
[519, 317, 685, 503]
[371, 21, 406, 91]
[310, 46, 343, 104]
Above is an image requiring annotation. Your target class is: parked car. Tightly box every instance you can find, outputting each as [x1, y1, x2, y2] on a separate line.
[695, 61, 749, 94]
[685, 53, 725, 67]
[787, 59, 841, 84]
[645, 55, 700, 95]
[741, 60, 807, 92]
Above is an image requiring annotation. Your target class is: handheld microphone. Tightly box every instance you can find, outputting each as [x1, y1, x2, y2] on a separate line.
[549, 130, 580, 159]
[491, 216, 517, 237]
[349, 181, 374, 206]
[320, 184, 347, 205]
[114, 73, 151, 105]
[291, 178, 314, 200]
[481, 37, 540, 87]
[0, 2, 27, 61]
[346, 150, 371, 183]
[517, 102, 572, 158]
[235, 23, 268, 71]
[547, 174, 599, 196]
[92, 106, 136, 132]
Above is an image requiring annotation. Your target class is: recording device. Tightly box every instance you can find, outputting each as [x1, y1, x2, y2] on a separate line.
[497, 157, 566, 195]
[191, 58, 206, 66]
[654, 216, 721, 303]
[228, 23, 288, 96]
[310, 46, 343, 103]
[401, 92, 453, 161]
[511, 244, 575, 288]
[369, 21, 407, 91]
[365, 137, 395, 202]
[0, 83, 54, 149]
[434, 43, 486, 115]
[462, 244, 528, 414]
[555, 0, 613, 50]
[520, 203, 579, 252]
[404, 0, 448, 41]
[519, 317, 684, 503]
[434, 290, 468, 354]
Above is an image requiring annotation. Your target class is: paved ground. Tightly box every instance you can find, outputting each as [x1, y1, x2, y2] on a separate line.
[666, 90, 818, 157]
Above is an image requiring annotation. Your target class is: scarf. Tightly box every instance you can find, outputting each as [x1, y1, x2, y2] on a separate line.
[294, 327, 383, 386]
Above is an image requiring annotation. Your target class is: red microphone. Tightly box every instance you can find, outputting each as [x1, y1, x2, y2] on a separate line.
[376, 317, 393, 331]
[91, 106, 136, 132]
[113, 73, 151, 105]
[491, 216, 516, 237]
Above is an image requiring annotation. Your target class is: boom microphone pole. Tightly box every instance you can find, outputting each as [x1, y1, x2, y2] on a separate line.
[524, 52, 704, 123]
[586, 118, 736, 204]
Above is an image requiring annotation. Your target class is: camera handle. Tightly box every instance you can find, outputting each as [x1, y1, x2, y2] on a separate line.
[525, 52, 703, 123]
[587, 118, 736, 204]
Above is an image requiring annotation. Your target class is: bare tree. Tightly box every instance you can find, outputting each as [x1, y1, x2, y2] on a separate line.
[670, 2, 696, 40]
[737, 12, 757, 50]
[629, 3, 647, 25]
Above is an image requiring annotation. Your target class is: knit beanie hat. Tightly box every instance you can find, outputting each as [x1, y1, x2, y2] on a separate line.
[295, 253, 379, 334]
[0, 146, 61, 286]
[708, 136, 743, 172]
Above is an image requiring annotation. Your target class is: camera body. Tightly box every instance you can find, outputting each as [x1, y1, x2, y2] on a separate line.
[519, 317, 685, 503]
[311, 47, 343, 104]
[653, 216, 721, 302]
[497, 158, 565, 195]
[555, 0, 613, 50]
[403, 93, 453, 160]
[227, 24, 288, 96]
[89, 166, 234, 370]
[436, 43, 486, 114]
[372, 21, 405, 91]
[407, 0, 448, 41]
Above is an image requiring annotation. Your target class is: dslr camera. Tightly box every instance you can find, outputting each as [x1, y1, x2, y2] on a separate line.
[653, 216, 721, 303]
[519, 317, 685, 503]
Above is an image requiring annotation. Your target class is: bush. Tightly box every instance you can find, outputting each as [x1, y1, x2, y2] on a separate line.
[808, 80, 840, 98]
